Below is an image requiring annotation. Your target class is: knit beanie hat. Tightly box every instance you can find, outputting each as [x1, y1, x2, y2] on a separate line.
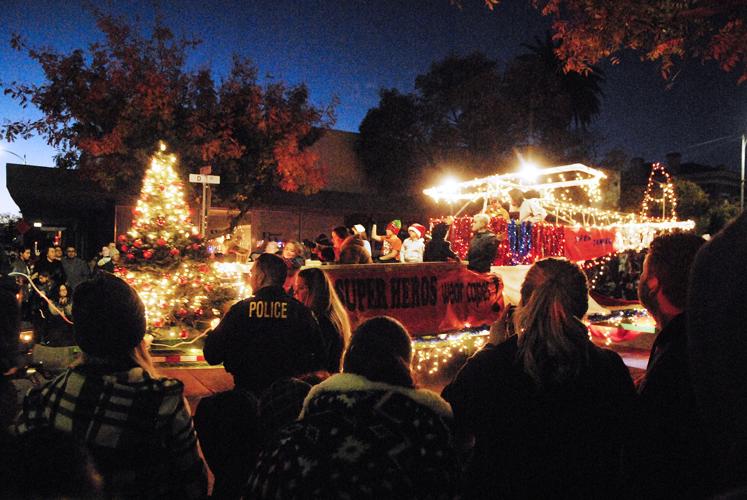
[408, 224, 426, 239]
[73, 273, 146, 358]
[386, 219, 402, 234]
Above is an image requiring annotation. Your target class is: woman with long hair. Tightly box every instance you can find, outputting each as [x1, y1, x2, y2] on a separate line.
[16, 273, 206, 498]
[44, 283, 74, 346]
[443, 258, 635, 499]
[295, 267, 351, 372]
[248, 316, 459, 499]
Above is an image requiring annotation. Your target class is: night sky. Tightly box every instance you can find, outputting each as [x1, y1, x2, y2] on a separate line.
[2, 0, 746, 214]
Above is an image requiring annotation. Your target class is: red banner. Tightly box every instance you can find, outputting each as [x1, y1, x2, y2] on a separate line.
[563, 226, 618, 261]
[323, 262, 505, 337]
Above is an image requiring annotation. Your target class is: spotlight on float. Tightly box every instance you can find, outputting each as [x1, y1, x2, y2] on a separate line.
[519, 160, 540, 184]
[440, 176, 459, 203]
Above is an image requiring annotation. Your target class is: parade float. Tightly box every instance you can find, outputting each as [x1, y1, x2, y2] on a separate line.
[401, 160, 693, 373]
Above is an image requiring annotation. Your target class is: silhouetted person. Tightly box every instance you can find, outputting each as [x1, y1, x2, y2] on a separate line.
[248, 317, 460, 499]
[423, 222, 458, 262]
[688, 212, 747, 494]
[632, 232, 712, 498]
[467, 213, 498, 273]
[16, 273, 207, 498]
[443, 258, 635, 499]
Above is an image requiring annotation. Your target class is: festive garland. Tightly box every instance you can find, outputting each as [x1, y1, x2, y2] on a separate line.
[431, 216, 566, 266]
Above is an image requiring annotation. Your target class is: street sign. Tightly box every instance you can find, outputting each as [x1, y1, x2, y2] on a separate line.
[189, 174, 220, 185]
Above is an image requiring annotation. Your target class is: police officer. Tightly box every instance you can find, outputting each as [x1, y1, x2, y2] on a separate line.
[204, 253, 326, 394]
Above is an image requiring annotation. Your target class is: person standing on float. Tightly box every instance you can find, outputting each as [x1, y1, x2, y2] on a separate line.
[203, 253, 326, 394]
[371, 219, 403, 262]
[466, 213, 499, 273]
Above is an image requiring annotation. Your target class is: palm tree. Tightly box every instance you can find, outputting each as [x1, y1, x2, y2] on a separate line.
[518, 32, 605, 130]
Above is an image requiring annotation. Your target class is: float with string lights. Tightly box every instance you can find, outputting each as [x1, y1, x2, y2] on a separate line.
[424, 161, 694, 264]
[419, 161, 693, 359]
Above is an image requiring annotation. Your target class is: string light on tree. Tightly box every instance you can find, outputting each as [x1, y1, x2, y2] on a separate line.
[116, 142, 243, 342]
[640, 162, 678, 221]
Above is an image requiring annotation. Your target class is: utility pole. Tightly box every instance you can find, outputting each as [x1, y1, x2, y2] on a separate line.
[741, 134, 745, 211]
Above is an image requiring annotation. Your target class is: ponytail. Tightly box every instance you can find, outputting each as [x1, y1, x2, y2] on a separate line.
[514, 259, 590, 386]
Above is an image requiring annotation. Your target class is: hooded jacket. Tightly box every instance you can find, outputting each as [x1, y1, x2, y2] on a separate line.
[247, 373, 460, 499]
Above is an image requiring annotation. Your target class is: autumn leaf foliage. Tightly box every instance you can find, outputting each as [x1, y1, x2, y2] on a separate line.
[480, 0, 747, 83]
[2, 11, 335, 219]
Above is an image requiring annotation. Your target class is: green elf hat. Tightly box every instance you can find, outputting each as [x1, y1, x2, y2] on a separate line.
[386, 219, 402, 234]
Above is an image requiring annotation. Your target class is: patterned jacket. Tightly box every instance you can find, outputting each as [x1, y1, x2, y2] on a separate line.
[16, 363, 207, 499]
[247, 373, 460, 499]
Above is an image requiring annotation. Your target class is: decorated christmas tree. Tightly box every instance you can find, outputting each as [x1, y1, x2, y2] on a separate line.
[116, 142, 244, 343]
[640, 162, 678, 221]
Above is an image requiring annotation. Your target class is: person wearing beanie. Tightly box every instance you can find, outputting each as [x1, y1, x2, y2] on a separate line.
[16, 273, 207, 498]
[371, 219, 403, 262]
[400, 223, 426, 263]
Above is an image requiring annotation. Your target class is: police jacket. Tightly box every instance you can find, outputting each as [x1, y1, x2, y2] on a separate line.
[203, 285, 326, 394]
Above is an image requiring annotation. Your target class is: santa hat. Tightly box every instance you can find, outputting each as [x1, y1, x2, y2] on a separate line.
[386, 219, 402, 234]
[408, 223, 426, 239]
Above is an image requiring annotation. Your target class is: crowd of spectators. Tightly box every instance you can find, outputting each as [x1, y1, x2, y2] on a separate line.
[261, 218, 475, 269]
[1, 242, 119, 346]
[0, 213, 745, 498]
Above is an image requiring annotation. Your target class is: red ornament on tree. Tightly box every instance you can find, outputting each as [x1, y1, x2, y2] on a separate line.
[143, 250, 153, 259]
[169, 248, 180, 256]
[118, 234, 128, 242]
[133, 239, 143, 248]
[126, 253, 135, 260]
[156, 238, 167, 247]
[120, 245, 128, 252]
[191, 243, 201, 251]
[179, 329, 189, 339]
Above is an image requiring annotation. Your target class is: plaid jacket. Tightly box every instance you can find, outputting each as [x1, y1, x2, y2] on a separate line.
[16, 363, 207, 499]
